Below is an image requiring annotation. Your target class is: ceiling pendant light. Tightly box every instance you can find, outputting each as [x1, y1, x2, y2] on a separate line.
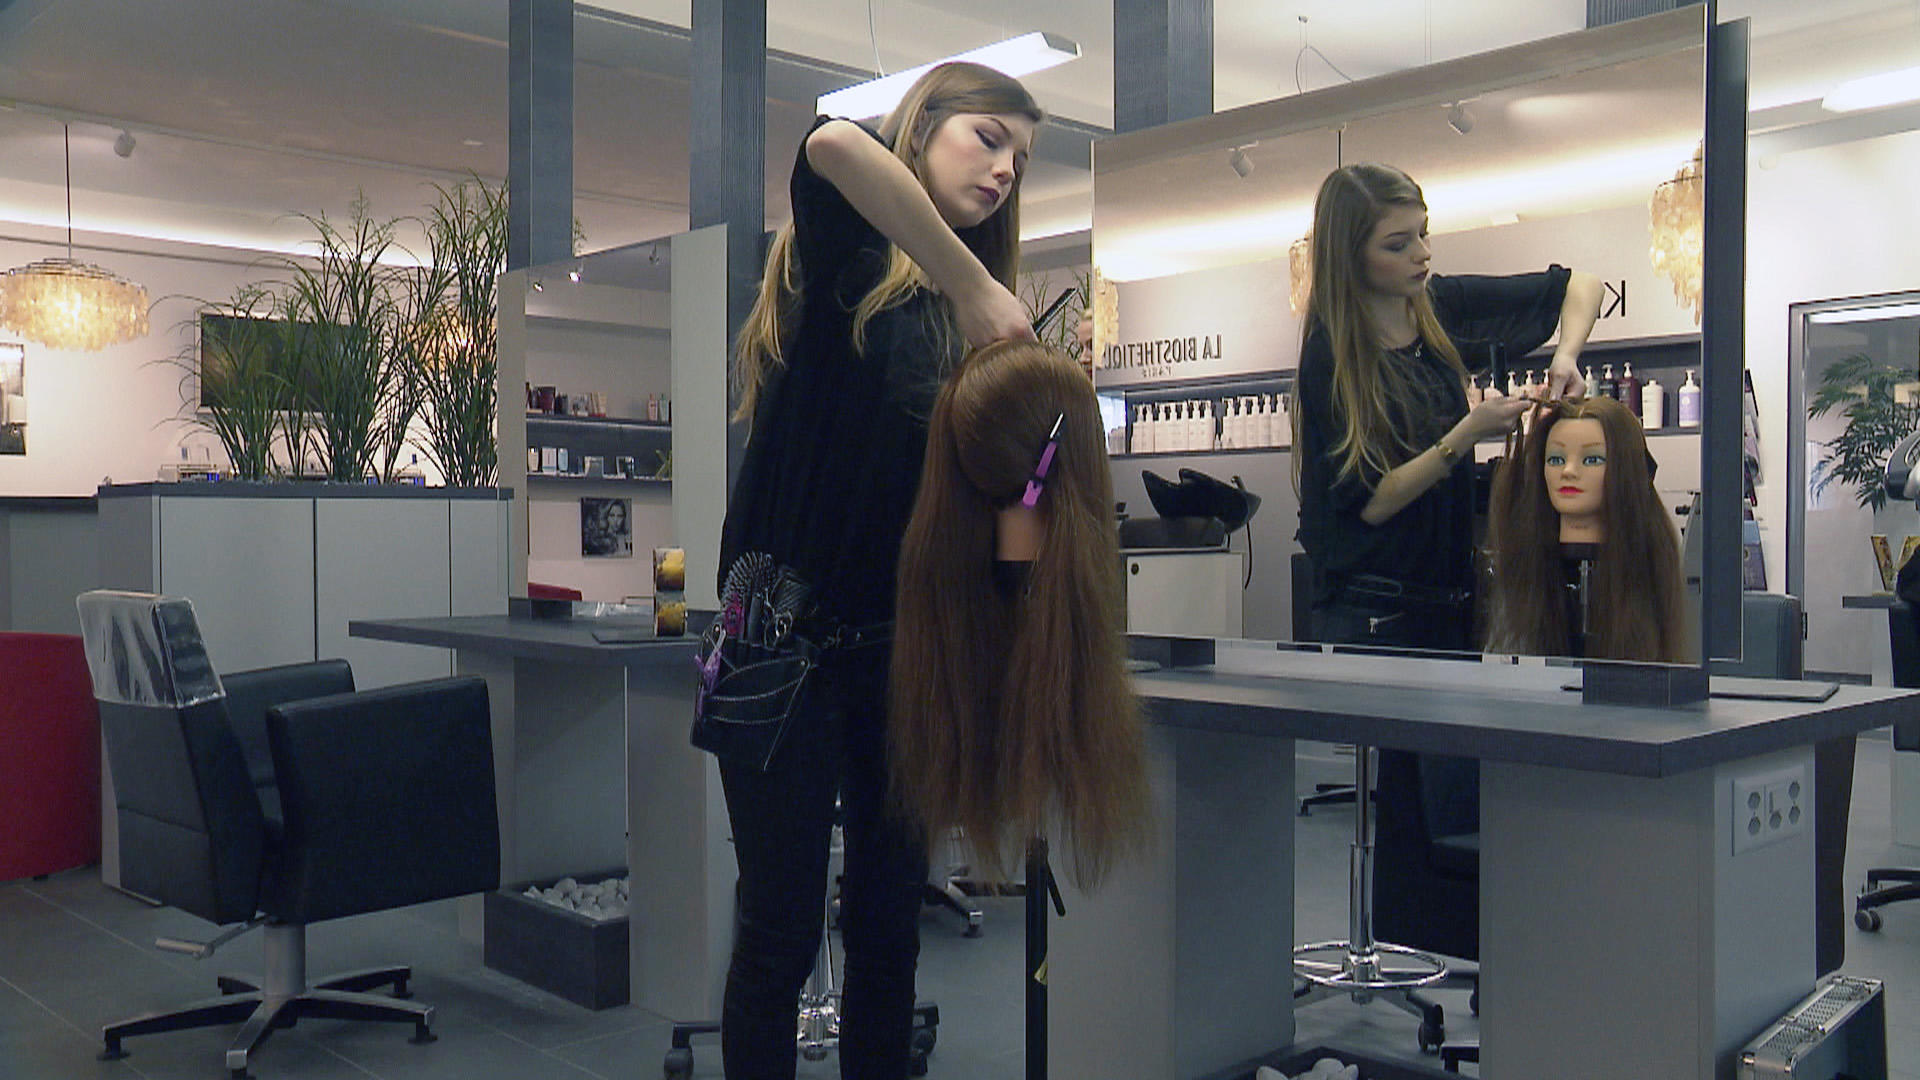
[0, 123, 150, 352]
[816, 31, 1081, 120]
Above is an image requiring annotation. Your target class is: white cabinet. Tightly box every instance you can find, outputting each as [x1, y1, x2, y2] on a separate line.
[1124, 550, 1245, 638]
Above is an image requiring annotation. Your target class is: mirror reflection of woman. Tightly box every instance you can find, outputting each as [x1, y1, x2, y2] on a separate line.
[1485, 395, 1685, 661]
[1293, 163, 1604, 651]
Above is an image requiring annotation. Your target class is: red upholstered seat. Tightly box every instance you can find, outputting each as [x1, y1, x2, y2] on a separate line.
[526, 582, 584, 601]
[0, 633, 101, 880]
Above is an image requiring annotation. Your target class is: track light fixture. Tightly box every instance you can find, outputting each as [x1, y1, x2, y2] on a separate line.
[1227, 145, 1255, 179]
[113, 130, 136, 158]
[1446, 102, 1474, 136]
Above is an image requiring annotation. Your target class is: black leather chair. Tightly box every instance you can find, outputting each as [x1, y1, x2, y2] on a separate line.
[1856, 596, 1920, 932]
[76, 590, 501, 1078]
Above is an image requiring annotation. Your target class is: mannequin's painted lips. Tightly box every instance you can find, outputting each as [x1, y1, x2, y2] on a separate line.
[1558, 486, 1583, 495]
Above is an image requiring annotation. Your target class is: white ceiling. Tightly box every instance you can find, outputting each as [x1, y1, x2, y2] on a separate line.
[0, 0, 1913, 267]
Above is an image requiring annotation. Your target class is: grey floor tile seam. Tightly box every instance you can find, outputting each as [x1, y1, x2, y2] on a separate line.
[19, 877, 202, 974]
[0, 968, 118, 1046]
[442, 1016, 632, 1079]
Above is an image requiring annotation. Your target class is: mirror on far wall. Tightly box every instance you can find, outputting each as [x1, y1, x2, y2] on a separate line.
[500, 236, 677, 604]
[1091, 7, 1739, 668]
[1789, 292, 1920, 685]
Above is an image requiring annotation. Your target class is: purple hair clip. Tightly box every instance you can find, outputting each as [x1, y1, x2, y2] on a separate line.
[1021, 413, 1065, 508]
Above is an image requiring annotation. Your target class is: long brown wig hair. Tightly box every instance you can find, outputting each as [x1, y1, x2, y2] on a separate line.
[731, 62, 1044, 422]
[1485, 395, 1686, 661]
[889, 341, 1148, 889]
[1291, 163, 1466, 488]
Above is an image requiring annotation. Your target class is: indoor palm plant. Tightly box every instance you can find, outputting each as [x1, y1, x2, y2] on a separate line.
[1809, 352, 1920, 511]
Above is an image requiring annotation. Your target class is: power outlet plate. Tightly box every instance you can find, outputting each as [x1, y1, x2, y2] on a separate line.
[1732, 764, 1808, 856]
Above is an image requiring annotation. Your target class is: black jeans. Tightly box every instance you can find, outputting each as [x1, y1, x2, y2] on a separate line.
[1310, 592, 1471, 652]
[717, 643, 928, 1080]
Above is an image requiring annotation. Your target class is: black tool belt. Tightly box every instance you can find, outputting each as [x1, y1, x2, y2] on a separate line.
[1334, 573, 1472, 609]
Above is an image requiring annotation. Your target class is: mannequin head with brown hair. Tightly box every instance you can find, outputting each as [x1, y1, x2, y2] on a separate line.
[889, 340, 1148, 889]
[1486, 395, 1686, 662]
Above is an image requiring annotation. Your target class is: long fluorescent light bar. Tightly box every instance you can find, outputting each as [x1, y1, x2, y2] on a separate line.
[816, 31, 1080, 120]
[1823, 65, 1920, 113]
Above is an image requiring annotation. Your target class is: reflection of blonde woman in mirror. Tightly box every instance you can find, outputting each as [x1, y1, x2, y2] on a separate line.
[1485, 395, 1685, 661]
[1291, 162, 1603, 651]
[889, 341, 1148, 891]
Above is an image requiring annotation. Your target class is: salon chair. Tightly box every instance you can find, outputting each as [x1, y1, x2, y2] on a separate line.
[75, 590, 500, 1078]
[0, 632, 100, 882]
[1855, 596, 1920, 933]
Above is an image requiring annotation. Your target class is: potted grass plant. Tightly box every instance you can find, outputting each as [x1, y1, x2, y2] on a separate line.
[273, 197, 404, 483]
[412, 178, 507, 488]
[175, 282, 291, 481]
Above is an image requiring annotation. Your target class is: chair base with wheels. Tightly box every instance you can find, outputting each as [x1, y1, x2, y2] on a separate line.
[1298, 779, 1360, 817]
[1291, 742, 1474, 1055]
[1855, 869, 1920, 932]
[100, 923, 434, 1078]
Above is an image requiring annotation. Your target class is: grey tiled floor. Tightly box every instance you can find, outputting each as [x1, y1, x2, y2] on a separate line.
[2, 733, 1914, 1079]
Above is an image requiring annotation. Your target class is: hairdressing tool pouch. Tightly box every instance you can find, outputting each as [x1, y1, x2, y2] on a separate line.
[690, 553, 820, 772]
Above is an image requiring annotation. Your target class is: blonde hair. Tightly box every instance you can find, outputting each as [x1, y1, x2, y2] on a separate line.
[731, 62, 1043, 422]
[1291, 163, 1465, 488]
[889, 341, 1148, 890]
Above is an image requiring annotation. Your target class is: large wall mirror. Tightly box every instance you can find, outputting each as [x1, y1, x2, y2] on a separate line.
[1092, 7, 1747, 667]
[497, 226, 732, 612]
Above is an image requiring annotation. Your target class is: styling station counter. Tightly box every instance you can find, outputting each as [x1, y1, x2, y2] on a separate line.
[1052, 644, 1919, 1080]
[348, 614, 722, 1021]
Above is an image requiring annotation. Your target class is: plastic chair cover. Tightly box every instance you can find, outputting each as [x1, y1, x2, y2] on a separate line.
[74, 590, 223, 708]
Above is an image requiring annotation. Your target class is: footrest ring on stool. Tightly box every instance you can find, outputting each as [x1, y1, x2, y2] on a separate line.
[1292, 939, 1448, 992]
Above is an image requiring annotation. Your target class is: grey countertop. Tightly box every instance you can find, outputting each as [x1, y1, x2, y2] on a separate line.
[98, 482, 514, 500]
[1133, 649, 1918, 777]
[0, 495, 96, 510]
[350, 614, 697, 669]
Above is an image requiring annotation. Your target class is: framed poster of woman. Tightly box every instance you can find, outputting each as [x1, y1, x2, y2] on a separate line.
[581, 496, 633, 557]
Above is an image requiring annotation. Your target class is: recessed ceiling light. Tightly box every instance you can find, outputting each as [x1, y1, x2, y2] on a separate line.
[462, 138, 485, 148]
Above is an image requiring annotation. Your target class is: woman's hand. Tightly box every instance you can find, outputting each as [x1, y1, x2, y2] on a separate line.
[1544, 354, 1586, 398]
[952, 277, 1038, 349]
[1461, 393, 1534, 442]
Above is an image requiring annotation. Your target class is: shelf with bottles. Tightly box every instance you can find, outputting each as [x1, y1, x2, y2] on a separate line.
[525, 413, 670, 431]
[1102, 373, 1296, 457]
[1505, 331, 1705, 435]
[524, 411, 671, 486]
[527, 472, 671, 486]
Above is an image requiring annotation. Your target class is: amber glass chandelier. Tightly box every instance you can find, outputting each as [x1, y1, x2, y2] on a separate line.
[1649, 142, 1703, 326]
[1288, 234, 1313, 315]
[0, 124, 150, 351]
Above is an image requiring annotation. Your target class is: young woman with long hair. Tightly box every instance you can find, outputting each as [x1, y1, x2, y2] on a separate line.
[1292, 162, 1603, 651]
[888, 340, 1148, 892]
[712, 63, 1041, 1080]
[1485, 395, 1686, 661]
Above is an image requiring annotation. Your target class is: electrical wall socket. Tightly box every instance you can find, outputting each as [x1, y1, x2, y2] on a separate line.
[1732, 764, 1808, 856]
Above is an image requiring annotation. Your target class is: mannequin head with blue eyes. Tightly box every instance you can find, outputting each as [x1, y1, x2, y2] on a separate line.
[1544, 416, 1607, 542]
[1487, 395, 1685, 661]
